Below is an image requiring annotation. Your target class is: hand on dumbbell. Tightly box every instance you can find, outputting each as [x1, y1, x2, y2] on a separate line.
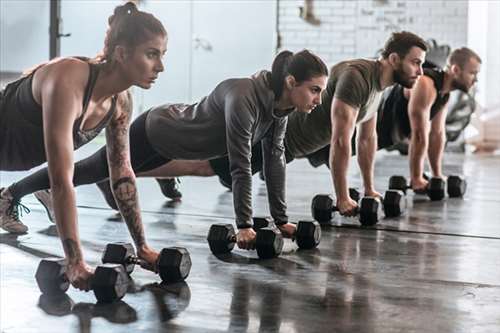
[275, 223, 296, 238]
[134, 245, 160, 272]
[207, 220, 284, 259]
[35, 258, 129, 303]
[261, 218, 321, 249]
[102, 243, 191, 283]
[388, 174, 466, 200]
[336, 197, 359, 217]
[410, 175, 429, 194]
[66, 261, 94, 291]
[312, 188, 382, 226]
[236, 228, 257, 250]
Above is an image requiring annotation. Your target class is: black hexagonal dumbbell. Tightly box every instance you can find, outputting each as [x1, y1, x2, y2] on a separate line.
[35, 258, 128, 303]
[253, 216, 322, 250]
[382, 190, 406, 218]
[102, 243, 191, 283]
[206, 218, 284, 259]
[447, 175, 467, 197]
[388, 175, 445, 201]
[311, 188, 360, 223]
[311, 187, 380, 226]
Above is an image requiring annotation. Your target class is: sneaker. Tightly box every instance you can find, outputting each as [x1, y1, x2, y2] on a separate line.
[0, 187, 29, 234]
[96, 180, 119, 210]
[156, 178, 182, 200]
[34, 189, 55, 223]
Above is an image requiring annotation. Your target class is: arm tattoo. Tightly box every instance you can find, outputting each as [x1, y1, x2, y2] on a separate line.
[112, 177, 145, 247]
[106, 92, 146, 248]
[62, 238, 83, 263]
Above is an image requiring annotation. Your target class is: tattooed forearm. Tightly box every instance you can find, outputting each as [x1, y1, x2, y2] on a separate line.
[62, 238, 83, 264]
[112, 177, 146, 247]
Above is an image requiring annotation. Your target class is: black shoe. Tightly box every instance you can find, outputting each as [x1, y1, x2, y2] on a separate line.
[96, 180, 118, 210]
[156, 178, 182, 200]
[258, 171, 265, 181]
[218, 177, 232, 191]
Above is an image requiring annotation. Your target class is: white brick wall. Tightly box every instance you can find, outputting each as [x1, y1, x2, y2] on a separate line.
[278, 0, 468, 66]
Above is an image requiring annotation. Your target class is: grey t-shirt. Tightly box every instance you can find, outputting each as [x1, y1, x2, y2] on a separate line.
[285, 59, 383, 158]
[145, 71, 293, 228]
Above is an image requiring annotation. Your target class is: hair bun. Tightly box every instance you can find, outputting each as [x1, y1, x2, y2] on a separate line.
[109, 2, 137, 25]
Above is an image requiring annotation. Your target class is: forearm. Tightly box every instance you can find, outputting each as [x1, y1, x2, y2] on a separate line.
[231, 170, 253, 229]
[51, 182, 83, 264]
[409, 133, 428, 180]
[330, 138, 352, 201]
[427, 131, 445, 177]
[263, 149, 288, 225]
[110, 170, 146, 249]
[357, 135, 377, 192]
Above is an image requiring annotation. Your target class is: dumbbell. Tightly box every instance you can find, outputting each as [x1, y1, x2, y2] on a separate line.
[388, 174, 466, 200]
[207, 217, 283, 259]
[35, 258, 128, 303]
[102, 243, 191, 283]
[382, 190, 406, 217]
[312, 192, 381, 226]
[254, 216, 322, 249]
[311, 188, 361, 222]
[388, 174, 444, 200]
[447, 175, 467, 197]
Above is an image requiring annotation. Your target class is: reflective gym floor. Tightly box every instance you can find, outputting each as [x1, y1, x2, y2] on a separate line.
[1, 139, 500, 333]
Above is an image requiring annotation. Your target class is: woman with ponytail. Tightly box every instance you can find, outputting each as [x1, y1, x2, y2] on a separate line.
[0, 2, 167, 291]
[13, 49, 328, 252]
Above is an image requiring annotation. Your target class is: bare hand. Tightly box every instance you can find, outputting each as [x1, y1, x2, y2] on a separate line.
[337, 198, 359, 217]
[236, 228, 256, 250]
[277, 223, 296, 238]
[365, 189, 383, 201]
[137, 245, 160, 273]
[66, 262, 94, 291]
[411, 177, 429, 194]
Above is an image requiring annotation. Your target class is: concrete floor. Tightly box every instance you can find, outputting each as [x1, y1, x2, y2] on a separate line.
[1, 140, 500, 332]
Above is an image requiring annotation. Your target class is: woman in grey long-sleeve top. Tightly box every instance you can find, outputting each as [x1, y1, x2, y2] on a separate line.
[9, 50, 328, 250]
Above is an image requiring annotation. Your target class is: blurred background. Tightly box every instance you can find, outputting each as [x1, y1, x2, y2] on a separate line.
[1, 0, 499, 151]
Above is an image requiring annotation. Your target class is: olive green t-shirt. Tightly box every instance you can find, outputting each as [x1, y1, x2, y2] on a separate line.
[285, 59, 383, 158]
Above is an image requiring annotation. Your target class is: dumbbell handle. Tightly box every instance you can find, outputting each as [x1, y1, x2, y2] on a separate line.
[124, 254, 158, 272]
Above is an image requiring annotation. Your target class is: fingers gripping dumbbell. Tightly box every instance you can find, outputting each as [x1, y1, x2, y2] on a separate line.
[311, 188, 360, 222]
[102, 243, 191, 283]
[207, 217, 284, 259]
[311, 188, 381, 226]
[388, 175, 445, 201]
[254, 216, 322, 250]
[388, 174, 465, 200]
[35, 258, 128, 303]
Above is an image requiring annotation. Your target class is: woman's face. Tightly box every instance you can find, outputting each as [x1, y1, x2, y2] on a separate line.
[122, 33, 168, 89]
[288, 75, 328, 113]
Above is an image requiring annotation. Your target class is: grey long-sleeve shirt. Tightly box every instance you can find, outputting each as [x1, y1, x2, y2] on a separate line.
[145, 71, 292, 228]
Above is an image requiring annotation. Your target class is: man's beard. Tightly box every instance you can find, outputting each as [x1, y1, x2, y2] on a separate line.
[394, 66, 415, 89]
[452, 79, 469, 93]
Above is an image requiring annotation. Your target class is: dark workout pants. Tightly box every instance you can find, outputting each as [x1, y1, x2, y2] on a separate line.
[9, 111, 170, 200]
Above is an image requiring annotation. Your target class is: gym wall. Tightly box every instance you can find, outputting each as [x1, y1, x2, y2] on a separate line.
[277, 0, 468, 65]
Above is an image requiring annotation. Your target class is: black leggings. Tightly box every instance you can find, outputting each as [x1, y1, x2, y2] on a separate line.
[9, 111, 170, 200]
